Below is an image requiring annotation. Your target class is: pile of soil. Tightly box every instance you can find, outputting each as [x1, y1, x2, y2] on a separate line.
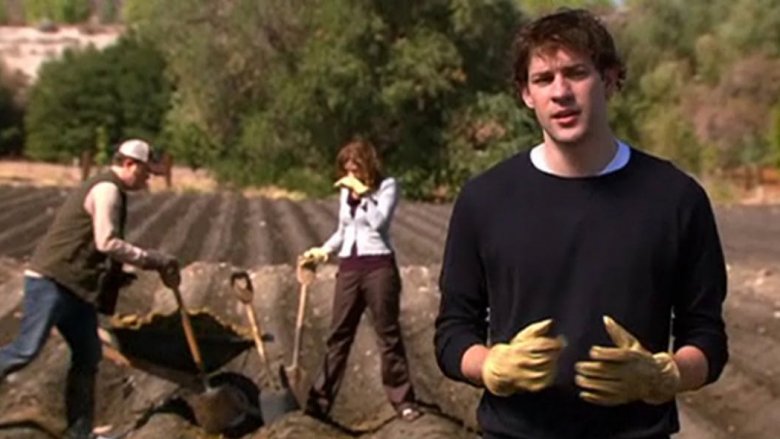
[0, 262, 478, 438]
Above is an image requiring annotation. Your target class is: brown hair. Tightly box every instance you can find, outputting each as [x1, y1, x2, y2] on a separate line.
[336, 139, 383, 191]
[512, 8, 626, 93]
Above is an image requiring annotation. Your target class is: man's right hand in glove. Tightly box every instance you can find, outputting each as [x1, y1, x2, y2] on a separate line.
[481, 318, 567, 396]
[159, 262, 181, 289]
[301, 246, 329, 264]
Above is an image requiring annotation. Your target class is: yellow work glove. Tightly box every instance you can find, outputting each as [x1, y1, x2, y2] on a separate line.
[482, 319, 567, 396]
[575, 316, 680, 406]
[301, 246, 329, 264]
[334, 174, 369, 195]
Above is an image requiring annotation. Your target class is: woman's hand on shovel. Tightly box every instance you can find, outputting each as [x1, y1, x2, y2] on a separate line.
[301, 247, 329, 264]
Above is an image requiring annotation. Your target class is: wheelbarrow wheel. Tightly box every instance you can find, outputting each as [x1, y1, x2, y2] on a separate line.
[205, 372, 264, 438]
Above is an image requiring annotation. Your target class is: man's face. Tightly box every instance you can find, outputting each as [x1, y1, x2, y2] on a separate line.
[521, 46, 616, 147]
[125, 159, 150, 191]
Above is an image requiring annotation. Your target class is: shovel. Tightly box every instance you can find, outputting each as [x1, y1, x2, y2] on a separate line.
[230, 272, 273, 376]
[169, 285, 256, 434]
[284, 257, 317, 406]
[230, 271, 299, 424]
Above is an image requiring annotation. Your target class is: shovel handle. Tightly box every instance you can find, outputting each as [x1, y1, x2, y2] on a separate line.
[231, 271, 278, 385]
[171, 287, 206, 375]
[291, 282, 308, 369]
[245, 304, 274, 377]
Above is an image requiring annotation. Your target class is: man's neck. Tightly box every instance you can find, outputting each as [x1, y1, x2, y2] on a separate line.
[541, 131, 617, 177]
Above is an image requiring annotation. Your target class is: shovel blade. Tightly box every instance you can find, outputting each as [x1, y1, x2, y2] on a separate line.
[188, 372, 264, 435]
[254, 365, 300, 424]
[259, 389, 299, 424]
[282, 365, 310, 409]
[190, 385, 247, 434]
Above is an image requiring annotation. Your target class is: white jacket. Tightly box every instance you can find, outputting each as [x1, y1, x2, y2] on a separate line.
[322, 177, 398, 257]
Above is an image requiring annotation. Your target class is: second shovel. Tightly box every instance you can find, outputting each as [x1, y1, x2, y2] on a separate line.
[230, 270, 299, 424]
[284, 258, 317, 407]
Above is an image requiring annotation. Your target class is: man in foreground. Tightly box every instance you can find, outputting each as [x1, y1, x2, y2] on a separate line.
[435, 9, 728, 438]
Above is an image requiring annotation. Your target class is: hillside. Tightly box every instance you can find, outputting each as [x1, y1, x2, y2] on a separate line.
[0, 24, 121, 83]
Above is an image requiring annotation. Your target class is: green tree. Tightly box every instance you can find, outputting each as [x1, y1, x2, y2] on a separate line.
[768, 104, 780, 168]
[124, 0, 308, 167]
[125, 0, 537, 198]
[25, 35, 171, 161]
[0, 64, 24, 156]
[517, 0, 613, 17]
[716, 0, 780, 57]
[236, 0, 535, 196]
[442, 92, 538, 196]
[24, 0, 91, 23]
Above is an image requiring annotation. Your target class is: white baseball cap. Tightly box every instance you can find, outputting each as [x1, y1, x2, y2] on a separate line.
[117, 139, 165, 174]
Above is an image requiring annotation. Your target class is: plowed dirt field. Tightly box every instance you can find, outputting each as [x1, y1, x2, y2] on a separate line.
[0, 185, 777, 439]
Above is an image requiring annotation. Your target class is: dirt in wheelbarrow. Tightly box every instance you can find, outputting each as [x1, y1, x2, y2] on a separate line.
[0, 236, 779, 439]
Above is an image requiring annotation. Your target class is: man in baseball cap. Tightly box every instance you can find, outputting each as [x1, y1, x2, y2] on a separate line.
[116, 138, 167, 177]
[0, 138, 179, 438]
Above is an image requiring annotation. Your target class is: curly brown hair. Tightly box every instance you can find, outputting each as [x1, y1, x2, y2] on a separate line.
[336, 139, 384, 191]
[512, 8, 626, 94]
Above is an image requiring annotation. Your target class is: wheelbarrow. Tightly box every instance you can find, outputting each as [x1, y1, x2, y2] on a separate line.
[100, 286, 265, 437]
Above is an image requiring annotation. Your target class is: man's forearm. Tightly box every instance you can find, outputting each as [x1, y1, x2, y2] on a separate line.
[674, 345, 709, 392]
[461, 344, 489, 386]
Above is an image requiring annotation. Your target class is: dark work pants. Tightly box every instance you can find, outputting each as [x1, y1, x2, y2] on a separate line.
[307, 265, 415, 414]
[0, 276, 101, 438]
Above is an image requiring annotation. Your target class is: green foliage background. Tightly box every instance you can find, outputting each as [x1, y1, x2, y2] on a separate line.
[3, 0, 780, 199]
[24, 34, 171, 162]
[0, 69, 23, 156]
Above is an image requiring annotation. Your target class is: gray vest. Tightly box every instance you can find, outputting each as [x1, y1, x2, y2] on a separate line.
[30, 171, 127, 304]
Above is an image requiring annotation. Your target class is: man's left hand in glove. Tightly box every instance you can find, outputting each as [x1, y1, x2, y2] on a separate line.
[575, 315, 681, 406]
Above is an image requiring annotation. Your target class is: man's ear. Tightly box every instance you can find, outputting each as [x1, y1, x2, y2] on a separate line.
[603, 68, 620, 98]
[122, 157, 140, 172]
[520, 84, 535, 109]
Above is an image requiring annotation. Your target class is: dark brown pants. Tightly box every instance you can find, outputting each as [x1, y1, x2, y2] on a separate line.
[307, 265, 415, 414]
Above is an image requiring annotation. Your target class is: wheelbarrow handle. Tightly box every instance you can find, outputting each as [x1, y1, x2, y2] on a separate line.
[171, 286, 206, 375]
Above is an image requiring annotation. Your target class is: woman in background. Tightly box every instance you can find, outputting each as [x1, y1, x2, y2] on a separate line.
[301, 139, 422, 422]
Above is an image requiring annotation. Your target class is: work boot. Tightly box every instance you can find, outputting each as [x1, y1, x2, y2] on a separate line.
[64, 370, 96, 439]
[303, 396, 331, 423]
[63, 417, 92, 439]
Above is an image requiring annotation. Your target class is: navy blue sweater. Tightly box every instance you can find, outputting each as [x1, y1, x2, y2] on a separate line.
[435, 148, 728, 439]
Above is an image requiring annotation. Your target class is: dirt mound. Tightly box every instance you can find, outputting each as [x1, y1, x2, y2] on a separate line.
[0, 262, 477, 438]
